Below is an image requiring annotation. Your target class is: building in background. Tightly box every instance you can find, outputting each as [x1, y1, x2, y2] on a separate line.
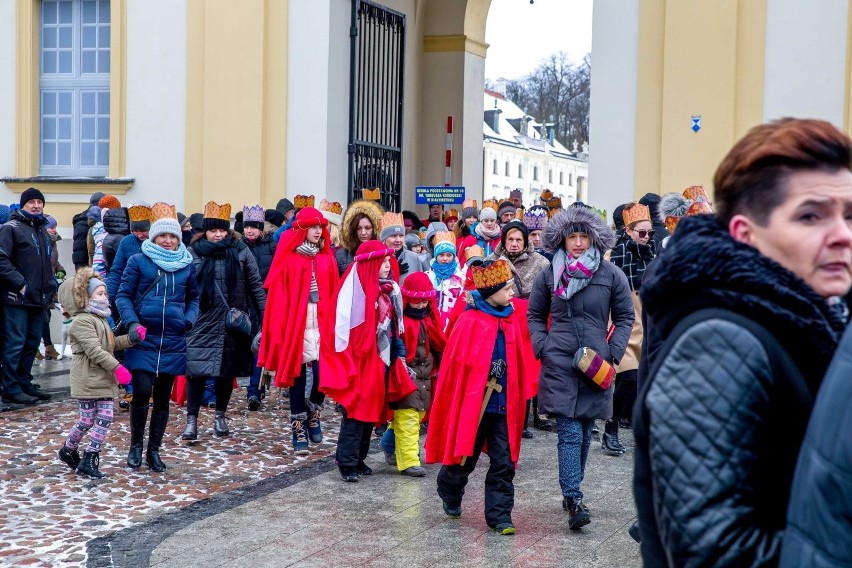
[482, 90, 588, 207]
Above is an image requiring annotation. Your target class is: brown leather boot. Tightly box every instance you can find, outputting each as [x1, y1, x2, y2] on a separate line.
[44, 344, 61, 360]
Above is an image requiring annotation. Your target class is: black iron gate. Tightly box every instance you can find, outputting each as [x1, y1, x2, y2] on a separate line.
[347, 0, 406, 211]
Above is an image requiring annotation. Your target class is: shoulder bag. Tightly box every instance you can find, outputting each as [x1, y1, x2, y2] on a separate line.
[213, 279, 252, 337]
[568, 302, 615, 390]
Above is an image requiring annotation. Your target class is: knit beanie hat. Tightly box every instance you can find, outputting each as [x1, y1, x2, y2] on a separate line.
[87, 205, 102, 222]
[265, 208, 285, 228]
[479, 207, 497, 221]
[98, 195, 121, 210]
[501, 220, 529, 249]
[497, 200, 516, 219]
[189, 212, 204, 232]
[379, 212, 405, 242]
[404, 232, 421, 251]
[201, 201, 231, 232]
[148, 202, 181, 241]
[0, 204, 10, 224]
[433, 240, 456, 259]
[87, 277, 106, 297]
[177, 212, 188, 229]
[45, 215, 57, 229]
[276, 198, 295, 216]
[20, 187, 45, 207]
[89, 191, 106, 206]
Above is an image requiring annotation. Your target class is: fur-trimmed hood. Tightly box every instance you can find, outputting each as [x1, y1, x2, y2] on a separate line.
[542, 205, 615, 253]
[71, 267, 104, 313]
[341, 199, 384, 254]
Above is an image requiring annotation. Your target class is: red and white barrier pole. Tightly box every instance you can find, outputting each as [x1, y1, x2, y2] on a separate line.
[444, 116, 453, 186]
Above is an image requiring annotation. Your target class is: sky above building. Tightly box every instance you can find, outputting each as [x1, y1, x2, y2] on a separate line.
[484, 0, 593, 81]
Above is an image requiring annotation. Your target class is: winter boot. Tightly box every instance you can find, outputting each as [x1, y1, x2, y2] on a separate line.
[145, 410, 169, 472]
[291, 416, 310, 455]
[522, 400, 533, 439]
[306, 408, 323, 443]
[602, 419, 626, 454]
[213, 411, 229, 437]
[563, 497, 591, 530]
[77, 451, 105, 479]
[127, 405, 149, 469]
[44, 344, 61, 360]
[57, 444, 81, 470]
[181, 414, 198, 441]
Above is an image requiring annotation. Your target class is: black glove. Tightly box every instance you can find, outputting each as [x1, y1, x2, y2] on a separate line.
[128, 323, 142, 344]
[252, 331, 262, 354]
[398, 258, 409, 274]
[390, 337, 406, 363]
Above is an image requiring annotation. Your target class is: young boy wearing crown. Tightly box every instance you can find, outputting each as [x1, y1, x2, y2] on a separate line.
[425, 259, 538, 535]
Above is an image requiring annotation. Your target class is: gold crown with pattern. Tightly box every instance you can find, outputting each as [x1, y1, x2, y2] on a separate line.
[462, 199, 478, 209]
[683, 185, 711, 203]
[380, 211, 404, 231]
[444, 208, 459, 221]
[433, 231, 456, 246]
[319, 199, 343, 215]
[150, 202, 177, 222]
[294, 195, 315, 209]
[482, 199, 499, 212]
[465, 244, 485, 259]
[128, 204, 152, 222]
[515, 207, 525, 220]
[362, 188, 381, 201]
[622, 203, 651, 226]
[471, 259, 512, 290]
[203, 201, 231, 221]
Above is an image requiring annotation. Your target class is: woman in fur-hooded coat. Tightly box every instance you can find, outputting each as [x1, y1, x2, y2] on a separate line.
[335, 200, 384, 276]
[527, 204, 634, 525]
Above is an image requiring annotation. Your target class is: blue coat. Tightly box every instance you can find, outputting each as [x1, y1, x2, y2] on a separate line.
[115, 252, 200, 376]
[107, 234, 143, 303]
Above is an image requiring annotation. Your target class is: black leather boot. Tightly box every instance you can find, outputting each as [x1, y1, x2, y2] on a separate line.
[181, 414, 198, 441]
[146, 410, 169, 472]
[213, 411, 229, 437]
[602, 419, 626, 454]
[57, 444, 81, 470]
[127, 405, 148, 469]
[77, 451, 105, 479]
[522, 400, 533, 439]
[563, 497, 591, 530]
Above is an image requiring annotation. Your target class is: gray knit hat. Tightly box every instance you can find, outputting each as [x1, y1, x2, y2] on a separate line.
[149, 217, 182, 242]
[87, 277, 106, 297]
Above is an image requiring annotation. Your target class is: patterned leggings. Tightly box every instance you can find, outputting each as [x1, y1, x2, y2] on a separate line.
[65, 399, 114, 454]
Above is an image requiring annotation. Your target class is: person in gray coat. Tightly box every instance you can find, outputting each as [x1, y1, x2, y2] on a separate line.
[380, 212, 427, 283]
[527, 204, 634, 530]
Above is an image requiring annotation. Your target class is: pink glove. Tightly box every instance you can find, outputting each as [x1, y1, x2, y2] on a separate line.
[115, 365, 132, 386]
[136, 325, 147, 342]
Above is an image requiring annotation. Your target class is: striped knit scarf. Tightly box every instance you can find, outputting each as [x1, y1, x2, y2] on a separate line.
[297, 241, 320, 302]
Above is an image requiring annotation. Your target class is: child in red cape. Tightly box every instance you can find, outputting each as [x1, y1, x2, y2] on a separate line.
[258, 207, 339, 454]
[321, 240, 417, 482]
[425, 259, 538, 535]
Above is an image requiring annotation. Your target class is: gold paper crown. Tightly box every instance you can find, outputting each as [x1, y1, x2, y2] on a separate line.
[515, 208, 524, 220]
[444, 208, 459, 221]
[203, 201, 231, 221]
[362, 188, 381, 201]
[465, 244, 485, 259]
[482, 199, 499, 212]
[319, 199, 343, 215]
[128, 204, 152, 222]
[665, 216, 680, 235]
[683, 185, 711, 203]
[462, 199, 478, 210]
[294, 195, 315, 209]
[150, 202, 177, 222]
[687, 200, 713, 216]
[622, 203, 651, 226]
[380, 211, 404, 231]
[471, 259, 512, 290]
[433, 231, 456, 246]
[547, 196, 563, 209]
[540, 189, 554, 201]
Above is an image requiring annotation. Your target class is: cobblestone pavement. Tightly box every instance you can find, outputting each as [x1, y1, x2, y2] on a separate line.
[0, 390, 340, 567]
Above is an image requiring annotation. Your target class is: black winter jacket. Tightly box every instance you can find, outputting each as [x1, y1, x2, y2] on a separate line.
[0, 211, 57, 308]
[72, 209, 90, 268]
[102, 207, 130, 273]
[780, 323, 852, 568]
[244, 232, 276, 283]
[185, 241, 266, 378]
[633, 215, 844, 568]
[528, 259, 633, 419]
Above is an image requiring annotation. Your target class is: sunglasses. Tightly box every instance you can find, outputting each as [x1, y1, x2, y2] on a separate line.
[634, 229, 655, 238]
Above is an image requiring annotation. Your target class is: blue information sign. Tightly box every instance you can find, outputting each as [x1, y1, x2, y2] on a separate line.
[415, 186, 466, 205]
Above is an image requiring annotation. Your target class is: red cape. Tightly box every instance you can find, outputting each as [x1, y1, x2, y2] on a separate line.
[424, 305, 538, 466]
[320, 254, 416, 423]
[458, 233, 501, 264]
[258, 228, 339, 388]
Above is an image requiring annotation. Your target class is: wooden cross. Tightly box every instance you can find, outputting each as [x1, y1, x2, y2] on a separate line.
[460, 376, 503, 466]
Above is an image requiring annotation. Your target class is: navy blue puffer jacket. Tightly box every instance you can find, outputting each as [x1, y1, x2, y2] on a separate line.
[116, 251, 200, 376]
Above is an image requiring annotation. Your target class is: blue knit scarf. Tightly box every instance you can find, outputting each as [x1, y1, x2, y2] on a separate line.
[141, 239, 193, 272]
[431, 258, 459, 284]
[469, 290, 513, 318]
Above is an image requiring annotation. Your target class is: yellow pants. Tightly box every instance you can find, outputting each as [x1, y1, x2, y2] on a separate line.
[392, 408, 425, 471]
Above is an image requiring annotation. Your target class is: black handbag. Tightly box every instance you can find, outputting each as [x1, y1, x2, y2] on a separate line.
[112, 273, 163, 335]
[213, 280, 252, 337]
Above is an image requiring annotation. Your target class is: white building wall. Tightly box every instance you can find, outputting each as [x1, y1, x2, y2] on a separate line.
[588, 0, 640, 216]
[124, 0, 188, 207]
[0, 1, 17, 204]
[763, 0, 848, 126]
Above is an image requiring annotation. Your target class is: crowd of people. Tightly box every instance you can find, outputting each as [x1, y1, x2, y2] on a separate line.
[1, 117, 850, 563]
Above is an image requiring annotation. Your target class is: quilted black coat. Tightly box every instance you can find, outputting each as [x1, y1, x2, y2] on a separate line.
[185, 241, 266, 378]
[101, 207, 130, 272]
[244, 232, 276, 283]
[633, 215, 845, 568]
[780, 323, 852, 568]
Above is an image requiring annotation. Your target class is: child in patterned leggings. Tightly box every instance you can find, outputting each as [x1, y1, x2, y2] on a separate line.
[57, 268, 139, 478]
